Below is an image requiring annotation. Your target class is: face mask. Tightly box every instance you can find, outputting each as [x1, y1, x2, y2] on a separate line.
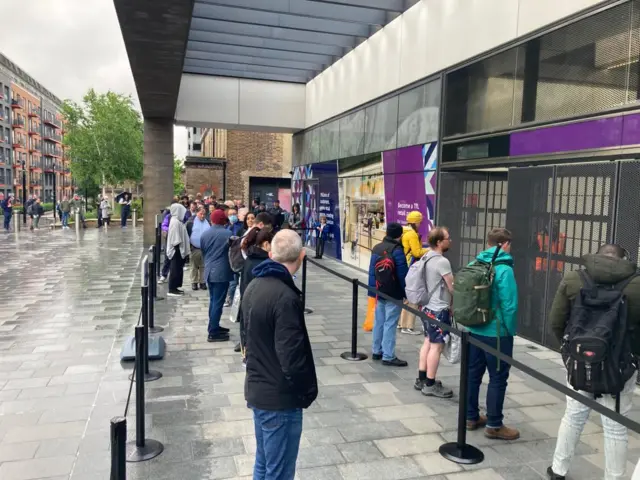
[229, 215, 238, 224]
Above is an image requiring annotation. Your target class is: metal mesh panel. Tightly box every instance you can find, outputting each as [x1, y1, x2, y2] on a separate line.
[628, 0, 640, 103]
[438, 172, 507, 272]
[444, 46, 524, 136]
[535, 2, 632, 122]
[614, 161, 640, 262]
[507, 166, 554, 345]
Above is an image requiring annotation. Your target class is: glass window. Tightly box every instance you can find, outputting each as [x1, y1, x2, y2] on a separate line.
[364, 96, 398, 154]
[339, 110, 365, 159]
[319, 120, 340, 162]
[397, 80, 441, 148]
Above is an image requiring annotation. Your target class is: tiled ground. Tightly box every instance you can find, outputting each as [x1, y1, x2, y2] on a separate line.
[1, 228, 640, 479]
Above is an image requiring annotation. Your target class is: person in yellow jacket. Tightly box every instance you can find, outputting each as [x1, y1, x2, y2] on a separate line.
[399, 211, 430, 335]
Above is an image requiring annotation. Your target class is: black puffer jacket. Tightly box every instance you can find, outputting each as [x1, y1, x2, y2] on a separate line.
[243, 259, 318, 411]
[240, 246, 269, 297]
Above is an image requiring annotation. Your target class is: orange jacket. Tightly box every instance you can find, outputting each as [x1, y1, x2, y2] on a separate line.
[536, 232, 566, 272]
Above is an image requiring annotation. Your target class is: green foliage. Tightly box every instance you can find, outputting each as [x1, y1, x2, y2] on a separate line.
[62, 89, 143, 189]
[174, 157, 185, 196]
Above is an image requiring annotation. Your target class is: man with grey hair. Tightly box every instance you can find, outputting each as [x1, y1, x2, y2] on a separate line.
[242, 229, 317, 480]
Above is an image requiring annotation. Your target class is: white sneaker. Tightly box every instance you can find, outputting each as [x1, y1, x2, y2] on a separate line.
[158, 276, 167, 284]
[401, 328, 422, 335]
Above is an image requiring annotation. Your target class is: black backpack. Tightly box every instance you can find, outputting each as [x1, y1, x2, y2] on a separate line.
[562, 270, 637, 408]
[374, 245, 401, 298]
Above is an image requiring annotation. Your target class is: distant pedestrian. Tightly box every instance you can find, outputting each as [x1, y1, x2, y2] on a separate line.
[186, 206, 210, 291]
[289, 204, 303, 231]
[369, 222, 409, 367]
[243, 211, 255, 232]
[32, 198, 44, 230]
[72, 194, 85, 228]
[60, 196, 71, 229]
[243, 230, 317, 480]
[184, 201, 197, 223]
[314, 215, 329, 259]
[2, 193, 13, 231]
[119, 193, 131, 228]
[100, 196, 111, 228]
[96, 195, 103, 228]
[201, 210, 233, 342]
[26, 195, 36, 231]
[268, 199, 285, 231]
[158, 208, 172, 283]
[166, 203, 191, 296]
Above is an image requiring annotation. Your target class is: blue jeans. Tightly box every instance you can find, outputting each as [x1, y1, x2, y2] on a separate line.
[251, 407, 303, 480]
[208, 281, 229, 336]
[227, 273, 239, 301]
[3, 211, 11, 230]
[61, 212, 69, 227]
[372, 298, 402, 361]
[466, 334, 514, 428]
[121, 207, 130, 227]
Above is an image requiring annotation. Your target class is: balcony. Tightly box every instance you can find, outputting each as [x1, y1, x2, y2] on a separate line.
[42, 116, 61, 128]
[43, 132, 62, 143]
[11, 99, 24, 110]
[11, 118, 25, 129]
[12, 139, 25, 149]
[28, 106, 40, 118]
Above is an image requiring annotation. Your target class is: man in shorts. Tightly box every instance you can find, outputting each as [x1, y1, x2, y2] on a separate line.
[414, 226, 454, 398]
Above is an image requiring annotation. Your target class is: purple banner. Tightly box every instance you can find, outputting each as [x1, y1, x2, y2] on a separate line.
[510, 113, 640, 157]
[383, 145, 429, 239]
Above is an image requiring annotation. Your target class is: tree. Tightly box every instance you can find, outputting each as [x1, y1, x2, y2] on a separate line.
[174, 157, 185, 196]
[62, 89, 143, 191]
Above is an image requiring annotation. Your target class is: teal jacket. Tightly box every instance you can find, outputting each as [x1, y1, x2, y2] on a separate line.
[466, 247, 518, 337]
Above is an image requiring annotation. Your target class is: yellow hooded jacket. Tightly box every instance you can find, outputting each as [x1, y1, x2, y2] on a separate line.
[402, 225, 429, 265]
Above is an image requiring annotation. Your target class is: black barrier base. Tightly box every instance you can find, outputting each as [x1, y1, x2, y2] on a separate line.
[126, 439, 164, 463]
[129, 370, 163, 382]
[304, 307, 314, 315]
[439, 442, 484, 465]
[340, 352, 368, 361]
[149, 326, 164, 334]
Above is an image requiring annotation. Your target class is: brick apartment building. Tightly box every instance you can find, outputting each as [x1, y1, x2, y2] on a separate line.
[185, 128, 292, 208]
[0, 54, 72, 203]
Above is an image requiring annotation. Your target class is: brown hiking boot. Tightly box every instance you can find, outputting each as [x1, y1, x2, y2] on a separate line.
[484, 425, 520, 440]
[466, 415, 487, 431]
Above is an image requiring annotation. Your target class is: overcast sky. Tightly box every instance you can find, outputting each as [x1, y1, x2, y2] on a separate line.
[0, 0, 188, 158]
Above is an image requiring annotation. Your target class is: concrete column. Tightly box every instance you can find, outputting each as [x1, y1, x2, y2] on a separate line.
[143, 118, 173, 246]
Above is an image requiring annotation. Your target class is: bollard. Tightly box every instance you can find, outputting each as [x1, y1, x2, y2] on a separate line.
[301, 255, 313, 314]
[75, 211, 80, 234]
[13, 214, 19, 236]
[132, 209, 137, 227]
[340, 278, 368, 361]
[155, 216, 162, 279]
[439, 331, 484, 464]
[147, 247, 164, 333]
[110, 417, 127, 480]
[126, 326, 164, 463]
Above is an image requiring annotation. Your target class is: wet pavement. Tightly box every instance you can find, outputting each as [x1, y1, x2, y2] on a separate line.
[1, 227, 640, 479]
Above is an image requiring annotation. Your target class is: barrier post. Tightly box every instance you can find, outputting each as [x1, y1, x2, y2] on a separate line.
[110, 416, 126, 480]
[132, 209, 137, 227]
[301, 255, 313, 314]
[75, 211, 80, 234]
[126, 326, 164, 462]
[147, 246, 163, 333]
[340, 278, 367, 361]
[130, 258, 162, 382]
[439, 331, 484, 464]
[155, 215, 162, 278]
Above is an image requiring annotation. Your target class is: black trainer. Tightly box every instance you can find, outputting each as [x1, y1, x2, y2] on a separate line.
[234, 342, 242, 353]
[192, 283, 199, 291]
[207, 333, 230, 343]
[382, 357, 408, 367]
[546, 467, 565, 480]
[200, 283, 207, 291]
[372, 353, 382, 361]
[414, 378, 426, 390]
[168, 289, 184, 297]
[218, 326, 230, 333]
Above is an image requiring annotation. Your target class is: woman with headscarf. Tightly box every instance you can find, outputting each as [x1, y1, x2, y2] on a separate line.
[100, 196, 111, 228]
[166, 203, 191, 296]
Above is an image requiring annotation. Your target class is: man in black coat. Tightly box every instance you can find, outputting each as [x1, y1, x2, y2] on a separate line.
[242, 229, 317, 480]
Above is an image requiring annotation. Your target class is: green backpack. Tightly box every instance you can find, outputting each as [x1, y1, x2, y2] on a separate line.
[453, 247, 505, 328]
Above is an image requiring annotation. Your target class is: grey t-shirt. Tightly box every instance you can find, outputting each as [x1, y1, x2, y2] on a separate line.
[424, 251, 452, 312]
